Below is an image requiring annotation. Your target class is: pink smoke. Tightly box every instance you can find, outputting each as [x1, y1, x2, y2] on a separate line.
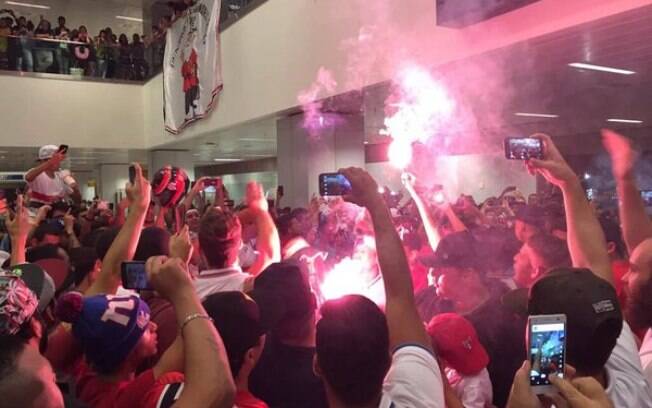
[297, 67, 338, 137]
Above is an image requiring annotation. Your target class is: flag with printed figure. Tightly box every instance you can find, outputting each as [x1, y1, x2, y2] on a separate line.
[163, 0, 223, 134]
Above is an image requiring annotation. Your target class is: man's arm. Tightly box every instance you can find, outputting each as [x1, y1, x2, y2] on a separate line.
[401, 172, 443, 252]
[341, 167, 432, 351]
[602, 129, 652, 253]
[148, 256, 235, 408]
[6, 195, 30, 266]
[24, 152, 64, 183]
[63, 210, 81, 249]
[527, 134, 613, 284]
[238, 181, 281, 276]
[85, 163, 151, 296]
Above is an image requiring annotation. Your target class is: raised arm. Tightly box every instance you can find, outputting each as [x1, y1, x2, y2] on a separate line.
[602, 129, 652, 253]
[341, 167, 432, 351]
[527, 134, 612, 284]
[401, 172, 443, 251]
[85, 163, 151, 296]
[148, 256, 235, 408]
[5, 195, 30, 266]
[25, 151, 65, 183]
[238, 181, 280, 276]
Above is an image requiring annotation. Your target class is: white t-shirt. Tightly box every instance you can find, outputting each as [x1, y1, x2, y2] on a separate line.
[378, 345, 445, 408]
[639, 329, 652, 388]
[605, 322, 652, 407]
[27, 170, 73, 204]
[193, 266, 250, 300]
[447, 367, 494, 408]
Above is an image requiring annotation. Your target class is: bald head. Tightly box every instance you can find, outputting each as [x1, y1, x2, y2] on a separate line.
[0, 339, 63, 408]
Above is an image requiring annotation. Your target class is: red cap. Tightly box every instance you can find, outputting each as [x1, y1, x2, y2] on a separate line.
[427, 313, 489, 376]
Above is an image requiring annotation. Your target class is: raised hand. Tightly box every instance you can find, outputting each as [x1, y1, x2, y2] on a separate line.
[245, 181, 268, 212]
[6, 195, 32, 240]
[549, 374, 613, 408]
[506, 361, 542, 408]
[146, 256, 192, 302]
[526, 133, 577, 188]
[169, 224, 193, 264]
[125, 162, 151, 212]
[602, 129, 636, 180]
[339, 167, 383, 210]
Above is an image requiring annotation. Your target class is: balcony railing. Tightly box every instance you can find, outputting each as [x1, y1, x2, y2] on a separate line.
[0, 0, 267, 83]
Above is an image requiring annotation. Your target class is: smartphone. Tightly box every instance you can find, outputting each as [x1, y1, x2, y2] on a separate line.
[121, 261, 152, 290]
[58, 144, 69, 155]
[504, 137, 544, 160]
[129, 165, 136, 184]
[641, 190, 652, 206]
[204, 179, 218, 188]
[277, 185, 284, 196]
[528, 314, 567, 394]
[319, 173, 352, 196]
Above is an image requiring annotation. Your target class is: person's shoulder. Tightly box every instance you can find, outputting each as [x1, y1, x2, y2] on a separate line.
[116, 369, 185, 408]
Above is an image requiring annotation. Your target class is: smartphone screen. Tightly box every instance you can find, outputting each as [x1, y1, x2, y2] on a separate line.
[319, 173, 352, 196]
[121, 261, 151, 290]
[504, 137, 544, 160]
[641, 190, 652, 206]
[528, 315, 566, 389]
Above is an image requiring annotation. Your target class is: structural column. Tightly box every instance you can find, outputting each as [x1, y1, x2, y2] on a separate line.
[277, 113, 365, 209]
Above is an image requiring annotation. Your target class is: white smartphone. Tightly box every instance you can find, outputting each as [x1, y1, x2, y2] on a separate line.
[528, 314, 567, 395]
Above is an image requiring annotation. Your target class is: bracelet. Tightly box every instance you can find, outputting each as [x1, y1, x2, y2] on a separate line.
[180, 313, 213, 334]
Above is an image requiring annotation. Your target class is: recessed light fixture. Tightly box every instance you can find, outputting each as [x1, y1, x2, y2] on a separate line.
[213, 158, 242, 162]
[5, 1, 50, 9]
[606, 118, 643, 124]
[116, 15, 143, 22]
[514, 112, 559, 118]
[568, 63, 636, 75]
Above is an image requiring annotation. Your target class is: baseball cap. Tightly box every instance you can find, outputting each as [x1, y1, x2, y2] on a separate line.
[203, 291, 264, 376]
[420, 231, 481, 271]
[250, 262, 314, 331]
[38, 145, 59, 161]
[7, 263, 56, 313]
[0, 275, 39, 335]
[528, 268, 623, 373]
[56, 292, 151, 374]
[427, 313, 489, 376]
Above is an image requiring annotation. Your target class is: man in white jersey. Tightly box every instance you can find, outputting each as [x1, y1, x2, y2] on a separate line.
[24, 145, 80, 208]
[314, 167, 444, 408]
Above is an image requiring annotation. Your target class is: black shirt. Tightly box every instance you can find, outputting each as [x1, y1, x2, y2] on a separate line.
[249, 335, 328, 408]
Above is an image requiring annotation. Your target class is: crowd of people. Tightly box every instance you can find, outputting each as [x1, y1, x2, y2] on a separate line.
[0, 129, 651, 408]
[0, 9, 164, 79]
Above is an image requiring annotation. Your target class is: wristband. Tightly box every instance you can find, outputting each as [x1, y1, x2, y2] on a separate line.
[180, 313, 213, 334]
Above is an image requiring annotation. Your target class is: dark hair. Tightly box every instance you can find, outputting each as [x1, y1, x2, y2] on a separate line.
[0, 335, 27, 383]
[198, 208, 241, 269]
[599, 217, 626, 259]
[32, 223, 61, 243]
[527, 233, 571, 272]
[119, 33, 128, 46]
[94, 228, 120, 261]
[316, 295, 390, 406]
[134, 227, 170, 261]
[69, 247, 99, 286]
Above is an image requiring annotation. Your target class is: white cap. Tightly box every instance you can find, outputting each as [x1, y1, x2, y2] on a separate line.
[38, 145, 59, 161]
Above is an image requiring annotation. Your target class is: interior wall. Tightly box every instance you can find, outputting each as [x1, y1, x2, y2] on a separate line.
[144, 0, 652, 148]
[0, 76, 145, 149]
[5, 0, 143, 36]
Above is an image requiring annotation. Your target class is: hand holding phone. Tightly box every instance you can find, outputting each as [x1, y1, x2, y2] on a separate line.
[129, 165, 136, 184]
[121, 261, 152, 290]
[319, 173, 352, 196]
[58, 144, 69, 155]
[528, 314, 567, 395]
[504, 137, 543, 160]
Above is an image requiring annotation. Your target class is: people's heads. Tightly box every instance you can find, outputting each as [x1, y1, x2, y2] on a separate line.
[198, 207, 242, 269]
[57, 16, 65, 27]
[38, 19, 50, 31]
[250, 263, 315, 341]
[79, 25, 87, 34]
[427, 313, 489, 376]
[315, 295, 390, 406]
[524, 233, 571, 280]
[67, 247, 100, 291]
[203, 292, 265, 382]
[50, 200, 69, 219]
[528, 268, 622, 376]
[514, 205, 545, 242]
[0, 275, 40, 340]
[623, 238, 652, 329]
[599, 217, 626, 260]
[31, 223, 62, 247]
[288, 208, 311, 238]
[99, 29, 106, 40]
[0, 336, 64, 408]
[185, 208, 200, 232]
[119, 33, 128, 45]
[18, 16, 26, 26]
[132, 33, 141, 43]
[37, 145, 59, 166]
[56, 292, 156, 375]
[134, 226, 170, 262]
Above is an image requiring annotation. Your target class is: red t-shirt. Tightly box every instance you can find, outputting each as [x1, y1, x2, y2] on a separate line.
[75, 362, 185, 408]
[235, 390, 268, 408]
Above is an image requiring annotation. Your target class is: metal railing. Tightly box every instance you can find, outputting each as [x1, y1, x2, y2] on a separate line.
[0, 0, 267, 83]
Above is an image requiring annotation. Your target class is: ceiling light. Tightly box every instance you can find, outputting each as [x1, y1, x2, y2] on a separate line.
[514, 112, 559, 118]
[116, 15, 143, 22]
[5, 1, 50, 9]
[606, 118, 643, 124]
[568, 63, 635, 75]
[213, 158, 242, 162]
[239, 138, 273, 142]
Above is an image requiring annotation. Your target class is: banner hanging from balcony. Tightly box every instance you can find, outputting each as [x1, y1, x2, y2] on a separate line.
[163, 0, 223, 134]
